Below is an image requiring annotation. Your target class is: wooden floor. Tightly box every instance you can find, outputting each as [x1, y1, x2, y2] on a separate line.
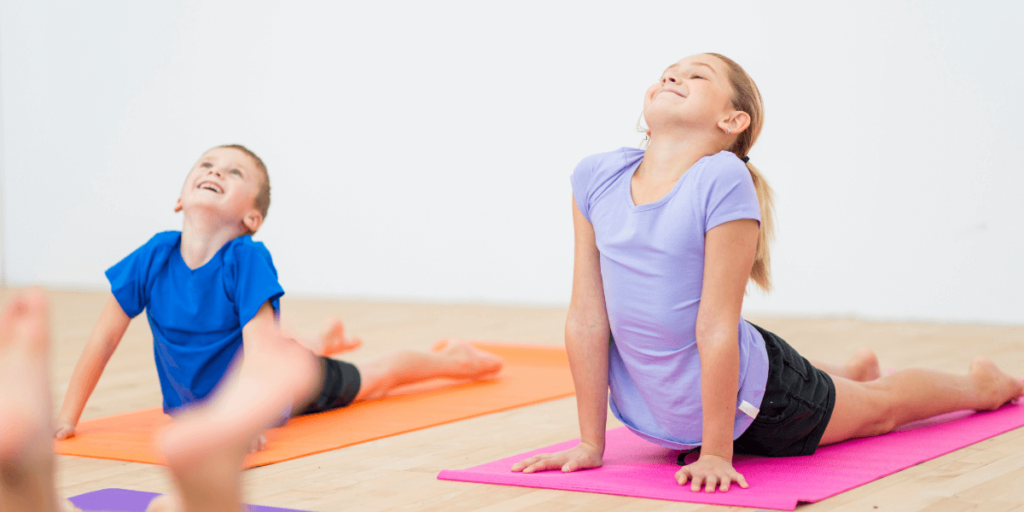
[7, 289, 1024, 511]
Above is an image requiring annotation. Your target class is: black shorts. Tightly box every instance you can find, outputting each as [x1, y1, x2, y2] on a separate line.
[298, 357, 362, 416]
[732, 323, 836, 457]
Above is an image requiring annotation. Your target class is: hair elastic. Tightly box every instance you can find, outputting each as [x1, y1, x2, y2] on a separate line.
[741, 156, 750, 163]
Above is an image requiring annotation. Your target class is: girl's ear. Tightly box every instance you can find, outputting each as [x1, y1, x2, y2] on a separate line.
[174, 197, 183, 213]
[242, 210, 264, 234]
[719, 111, 751, 136]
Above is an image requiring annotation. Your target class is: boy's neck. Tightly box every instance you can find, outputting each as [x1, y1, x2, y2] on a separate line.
[179, 211, 247, 270]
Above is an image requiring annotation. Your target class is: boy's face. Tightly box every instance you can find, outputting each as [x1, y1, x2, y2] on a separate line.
[176, 147, 263, 232]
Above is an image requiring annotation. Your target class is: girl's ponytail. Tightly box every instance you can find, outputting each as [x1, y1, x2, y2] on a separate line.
[707, 53, 775, 292]
[745, 161, 774, 292]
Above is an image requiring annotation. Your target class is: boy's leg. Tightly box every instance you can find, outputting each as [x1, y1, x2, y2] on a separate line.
[0, 290, 75, 512]
[353, 339, 503, 402]
[809, 348, 882, 382]
[146, 336, 320, 512]
[820, 357, 1023, 446]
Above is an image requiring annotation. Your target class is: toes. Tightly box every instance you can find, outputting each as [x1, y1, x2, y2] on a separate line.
[431, 339, 455, 353]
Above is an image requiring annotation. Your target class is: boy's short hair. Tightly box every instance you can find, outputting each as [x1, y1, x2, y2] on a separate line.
[217, 144, 271, 230]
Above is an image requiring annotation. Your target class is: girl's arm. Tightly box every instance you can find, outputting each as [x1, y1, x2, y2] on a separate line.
[55, 294, 132, 439]
[676, 218, 759, 492]
[511, 197, 610, 473]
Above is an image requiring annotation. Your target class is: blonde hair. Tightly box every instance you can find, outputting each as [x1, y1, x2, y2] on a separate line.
[706, 53, 774, 292]
[215, 144, 271, 235]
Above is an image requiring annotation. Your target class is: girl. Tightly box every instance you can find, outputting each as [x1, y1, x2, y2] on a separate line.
[510, 53, 1023, 493]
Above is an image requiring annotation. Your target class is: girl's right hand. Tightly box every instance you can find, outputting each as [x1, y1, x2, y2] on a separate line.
[510, 441, 603, 473]
[54, 420, 76, 440]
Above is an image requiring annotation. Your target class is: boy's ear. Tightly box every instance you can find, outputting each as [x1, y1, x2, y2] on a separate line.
[719, 111, 751, 136]
[173, 197, 183, 213]
[242, 209, 263, 234]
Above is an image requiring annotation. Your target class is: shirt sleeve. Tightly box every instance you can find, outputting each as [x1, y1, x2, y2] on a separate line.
[570, 154, 599, 223]
[104, 233, 173, 318]
[701, 155, 762, 232]
[225, 239, 285, 329]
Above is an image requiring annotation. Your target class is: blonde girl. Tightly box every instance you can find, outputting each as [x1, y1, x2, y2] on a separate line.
[511, 53, 1023, 492]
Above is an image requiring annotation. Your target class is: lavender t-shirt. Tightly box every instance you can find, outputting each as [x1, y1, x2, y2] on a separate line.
[571, 147, 769, 450]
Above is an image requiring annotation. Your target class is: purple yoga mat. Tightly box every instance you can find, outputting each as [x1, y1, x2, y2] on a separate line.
[68, 488, 312, 512]
[438, 401, 1024, 510]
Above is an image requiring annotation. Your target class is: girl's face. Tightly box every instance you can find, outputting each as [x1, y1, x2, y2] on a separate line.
[643, 54, 737, 134]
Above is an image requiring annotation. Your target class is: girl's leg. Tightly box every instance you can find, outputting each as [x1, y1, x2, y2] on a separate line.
[146, 334, 320, 512]
[0, 291, 71, 512]
[809, 348, 882, 382]
[0, 291, 80, 512]
[820, 357, 1023, 446]
[352, 339, 503, 402]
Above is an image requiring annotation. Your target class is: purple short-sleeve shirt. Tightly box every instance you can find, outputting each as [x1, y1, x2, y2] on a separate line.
[571, 147, 769, 450]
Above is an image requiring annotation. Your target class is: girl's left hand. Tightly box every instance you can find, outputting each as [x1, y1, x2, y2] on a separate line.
[675, 454, 748, 492]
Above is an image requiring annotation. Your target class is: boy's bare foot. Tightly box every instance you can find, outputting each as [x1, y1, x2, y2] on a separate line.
[0, 290, 67, 512]
[431, 339, 504, 379]
[318, 317, 362, 356]
[845, 348, 882, 382]
[969, 357, 1024, 411]
[152, 337, 320, 512]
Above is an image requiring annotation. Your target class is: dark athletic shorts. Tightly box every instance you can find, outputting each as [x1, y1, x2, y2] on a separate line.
[732, 322, 836, 457]
[298, 357, 362, 415]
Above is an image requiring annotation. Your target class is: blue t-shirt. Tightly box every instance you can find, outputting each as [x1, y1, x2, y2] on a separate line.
[571, 148, 769, 450]
[106, 231, 284, 414]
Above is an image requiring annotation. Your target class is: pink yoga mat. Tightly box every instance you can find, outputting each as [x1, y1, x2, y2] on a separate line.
[438, 401, 1024, 510]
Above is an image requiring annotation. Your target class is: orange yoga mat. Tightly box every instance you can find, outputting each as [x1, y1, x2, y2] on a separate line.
[54, 342, 574, 468]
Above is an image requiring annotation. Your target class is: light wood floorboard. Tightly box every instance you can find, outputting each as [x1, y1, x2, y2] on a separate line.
[3, 289, 1022, 511]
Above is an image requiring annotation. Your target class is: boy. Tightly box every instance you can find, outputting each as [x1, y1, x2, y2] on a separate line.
[54, 145, 503, 448]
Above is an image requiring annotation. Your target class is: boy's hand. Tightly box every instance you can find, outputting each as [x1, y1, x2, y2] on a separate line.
[54, 419, 77, 440]
[675, 454, 748, 492]
[511, 441, 603, 473]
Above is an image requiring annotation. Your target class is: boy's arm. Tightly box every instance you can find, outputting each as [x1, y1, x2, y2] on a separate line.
[55, 294, 132, 439]
[242, 301, 278, 350]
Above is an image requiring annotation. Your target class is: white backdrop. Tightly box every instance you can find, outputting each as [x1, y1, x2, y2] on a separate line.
[1, 1, 1022, 324]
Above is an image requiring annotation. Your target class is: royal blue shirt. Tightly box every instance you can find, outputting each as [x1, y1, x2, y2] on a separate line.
[106, 231, 284, 414]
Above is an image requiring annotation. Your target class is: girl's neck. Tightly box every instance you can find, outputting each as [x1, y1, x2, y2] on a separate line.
[179, 212, 245, 270]
[638, 131, 722, 181]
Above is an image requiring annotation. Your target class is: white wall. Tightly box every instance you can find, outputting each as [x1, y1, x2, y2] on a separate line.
[1, 1, 1021, 324]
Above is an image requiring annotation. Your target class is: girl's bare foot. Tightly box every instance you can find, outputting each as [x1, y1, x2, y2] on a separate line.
[845, 348, 882, 382]
[812, 348, 881, 382]
[969, 357, 1024, 411]
[0, 290, 65, 512]
[318, 317, 362, 356]
[153, 336, 320, 512]
[431, 339, 504, 379]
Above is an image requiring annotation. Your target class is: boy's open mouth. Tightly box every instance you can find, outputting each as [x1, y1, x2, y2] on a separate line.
[197, 181, 223, 194]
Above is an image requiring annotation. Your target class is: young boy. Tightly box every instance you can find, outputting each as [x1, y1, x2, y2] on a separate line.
[0, 288, 320, 512]
[54, 144, 503, 448]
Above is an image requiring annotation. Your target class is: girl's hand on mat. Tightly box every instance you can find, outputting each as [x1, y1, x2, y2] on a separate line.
[510, 442, 603, 473]
[676, 454, 748, 493]
[54, 420, 76, 440]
